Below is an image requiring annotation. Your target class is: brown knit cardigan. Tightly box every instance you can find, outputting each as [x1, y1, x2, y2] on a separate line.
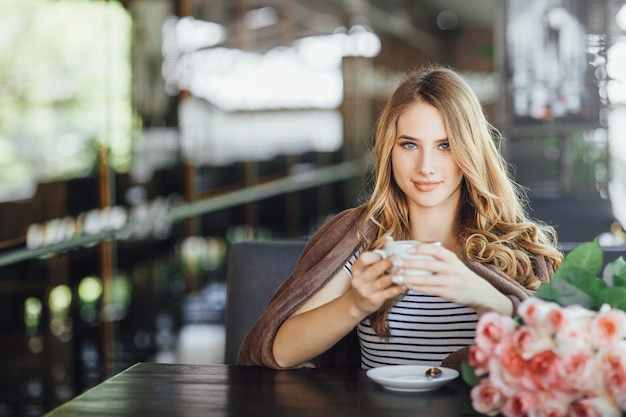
[237, 205, 552, 370]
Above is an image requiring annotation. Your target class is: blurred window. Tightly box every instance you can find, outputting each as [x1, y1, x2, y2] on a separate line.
[0, 0, 132, 203]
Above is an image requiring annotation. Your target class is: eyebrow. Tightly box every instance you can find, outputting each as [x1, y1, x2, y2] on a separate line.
[396, 135, 449, 142]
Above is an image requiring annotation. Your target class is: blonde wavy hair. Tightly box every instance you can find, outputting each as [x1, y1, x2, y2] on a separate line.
[362, 65, 563, 336]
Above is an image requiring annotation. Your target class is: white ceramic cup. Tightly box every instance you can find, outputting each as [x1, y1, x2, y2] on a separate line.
[373, 240, 439, 276]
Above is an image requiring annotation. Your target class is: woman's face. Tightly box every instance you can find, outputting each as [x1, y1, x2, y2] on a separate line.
[391, 101, 464, 214]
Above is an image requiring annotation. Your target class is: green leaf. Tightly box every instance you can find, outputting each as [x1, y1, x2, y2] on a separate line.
[563, 264, 605, 296]
[547, 278, 594, 309]
[536, 264, 599, 308]
[535, 280, 562, 303]
[597, 287, 626, 312]
[461, 360, 481, 387]
[461, 401, 484, 416]
[557, 240, 603, 278]
[609, 257, 626, 288]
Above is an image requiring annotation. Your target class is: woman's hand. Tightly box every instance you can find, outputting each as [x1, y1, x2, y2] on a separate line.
[348, 250, 407, 317]
[390, 244, 513, 316]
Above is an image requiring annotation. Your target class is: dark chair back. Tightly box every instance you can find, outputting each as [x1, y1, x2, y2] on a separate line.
[224, 239, 307, 365]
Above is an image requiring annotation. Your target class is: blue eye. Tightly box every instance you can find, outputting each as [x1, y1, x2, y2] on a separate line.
[400, 142, 417, 150]
[439, 142, 451, 151]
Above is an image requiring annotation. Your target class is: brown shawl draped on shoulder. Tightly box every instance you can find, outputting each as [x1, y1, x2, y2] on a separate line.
[236, 205, 553, 371]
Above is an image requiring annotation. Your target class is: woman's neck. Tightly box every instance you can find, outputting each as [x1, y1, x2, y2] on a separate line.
[408, 206, 463, 256]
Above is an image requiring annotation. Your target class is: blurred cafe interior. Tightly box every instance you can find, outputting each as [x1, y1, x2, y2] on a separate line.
[1, 0, 626, 415]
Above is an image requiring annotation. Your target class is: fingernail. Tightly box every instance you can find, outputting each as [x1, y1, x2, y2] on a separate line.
[391, 275, 405, 284]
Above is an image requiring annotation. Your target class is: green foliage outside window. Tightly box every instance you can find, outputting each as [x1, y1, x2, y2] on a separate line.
[0, 0, 133, 202]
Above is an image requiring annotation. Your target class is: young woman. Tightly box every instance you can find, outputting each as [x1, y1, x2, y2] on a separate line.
[237, 65, 563, 370]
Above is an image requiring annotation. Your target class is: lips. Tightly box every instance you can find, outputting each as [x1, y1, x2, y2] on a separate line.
[412, 181, 440, 192]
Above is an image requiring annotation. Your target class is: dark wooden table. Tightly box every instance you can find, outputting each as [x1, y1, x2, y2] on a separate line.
[44, 362, 477, 416]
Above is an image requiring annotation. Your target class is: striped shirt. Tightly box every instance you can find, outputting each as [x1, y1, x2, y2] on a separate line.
[344, 252, 479, 369]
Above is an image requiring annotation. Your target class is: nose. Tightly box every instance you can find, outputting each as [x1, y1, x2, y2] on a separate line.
[418, 149, 436, 177]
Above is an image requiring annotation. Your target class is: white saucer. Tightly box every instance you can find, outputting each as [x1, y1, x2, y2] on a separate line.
[366, 365, 459, 392]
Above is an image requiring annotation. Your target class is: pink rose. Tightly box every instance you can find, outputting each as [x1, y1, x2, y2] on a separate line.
[518, 298, 550, 325]
[554, 317, 594, 357]
[606, 368, 626, 411]
[468, 345, 490, 376]
[561, 304, 595, 322]
[590, 307, 626, 348]
[547, 307, 567, 333]
[469, 301, 626, 417]
[527, 393, 570, 417]
[528, 350, 562, 391]
[560, 351, 603, 394]
[570, 396, 622, 417]
[475, 311, 516, 353]
[501, 391, 537, 417]
[470, 378, 505, 416]
[513, 324, 554, 360]
[599, 344, 626, 409]
[490, 337, 536, 396]
[495, 337, 526, 378]
[518, 298, 560, 331]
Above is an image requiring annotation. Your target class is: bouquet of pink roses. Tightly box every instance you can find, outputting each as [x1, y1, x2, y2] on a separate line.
[463, 240, 626, 417]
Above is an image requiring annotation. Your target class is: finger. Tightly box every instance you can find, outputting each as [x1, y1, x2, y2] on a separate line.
[381, 283, 407, 299]
[398, 273, 451, 294]
[392, 273, 446, 288]
[402, 285, 446, 300]
[356, 251, 393, 273]
[397, 258, 440, 276]
[357, 250, 387, 265]
[376, 272, 401, 291]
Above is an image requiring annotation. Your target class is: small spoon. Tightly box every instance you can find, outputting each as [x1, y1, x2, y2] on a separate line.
[425, 367, 442, 379]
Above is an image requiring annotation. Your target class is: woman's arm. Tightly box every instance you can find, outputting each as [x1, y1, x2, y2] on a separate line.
[272, 269, 359, 368]
[272, 251, 404, 368]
